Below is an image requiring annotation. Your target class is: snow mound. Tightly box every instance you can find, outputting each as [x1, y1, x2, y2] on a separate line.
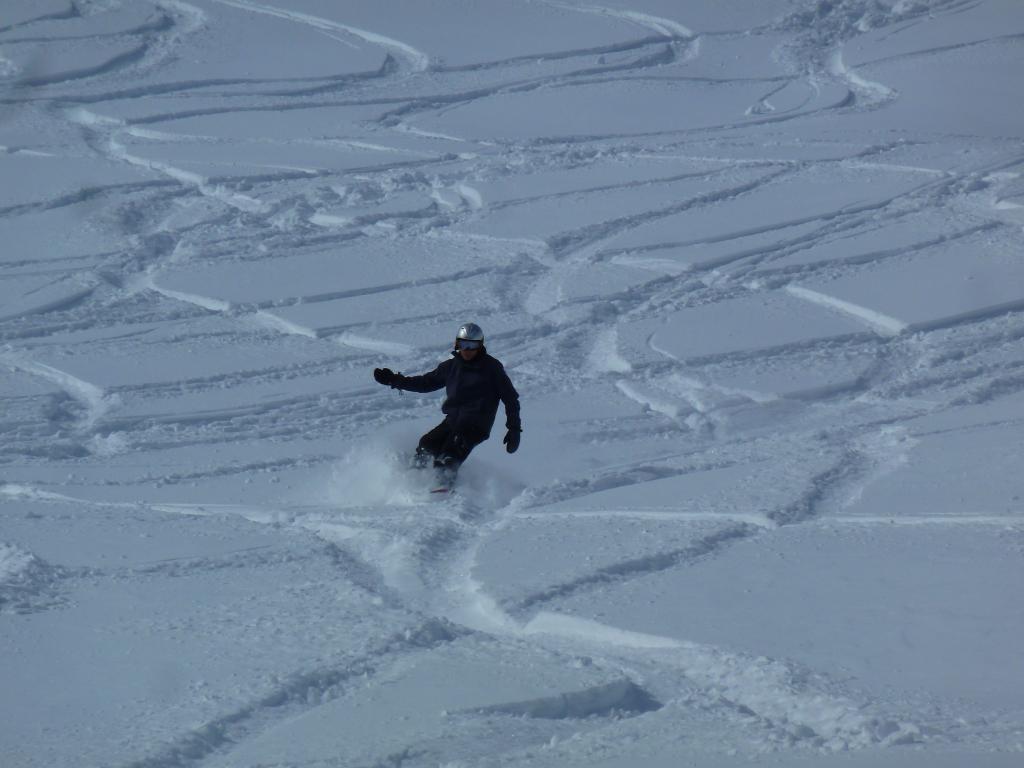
[470, 678, 661, 720]
[0, 543, 36, 584]
[325, 437, 523, 510]
[0, 542, 64, 614]
[327, 441, 441, 507]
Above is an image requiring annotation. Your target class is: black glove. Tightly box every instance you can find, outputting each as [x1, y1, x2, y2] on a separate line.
[503, 426, 521, 454]
[373, 367, 397, 386]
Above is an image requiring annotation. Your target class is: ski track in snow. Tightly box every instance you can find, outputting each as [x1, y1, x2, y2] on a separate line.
[541, 0, 695, 41]
[0, 352, 117, 433]
[208, 0, 432, 74]
[3, 0, 1024, 765]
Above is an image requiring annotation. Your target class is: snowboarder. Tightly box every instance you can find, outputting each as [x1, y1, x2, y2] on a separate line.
[372, 322, 521, 484]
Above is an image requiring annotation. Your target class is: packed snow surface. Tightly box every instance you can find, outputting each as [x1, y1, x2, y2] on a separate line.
[2, 1, 1023, 766]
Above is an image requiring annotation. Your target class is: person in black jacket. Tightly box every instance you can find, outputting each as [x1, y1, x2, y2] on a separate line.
[373, 322, 521, 479]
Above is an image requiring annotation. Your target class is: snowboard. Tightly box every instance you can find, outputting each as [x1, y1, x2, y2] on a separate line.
[428, 469, 458, 495]
[408, 455, 457, 496]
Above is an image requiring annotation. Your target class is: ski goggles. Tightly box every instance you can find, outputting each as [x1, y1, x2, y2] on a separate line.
[456, 339, 482, 350]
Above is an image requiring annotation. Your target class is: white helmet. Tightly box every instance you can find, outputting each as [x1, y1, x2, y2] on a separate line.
[455, 322, 484, 347]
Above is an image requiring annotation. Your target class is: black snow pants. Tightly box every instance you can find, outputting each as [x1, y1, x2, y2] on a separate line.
[415, 420, 487, 472]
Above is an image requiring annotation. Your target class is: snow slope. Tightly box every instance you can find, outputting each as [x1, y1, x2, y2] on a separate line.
[2, 0, 1023, 766]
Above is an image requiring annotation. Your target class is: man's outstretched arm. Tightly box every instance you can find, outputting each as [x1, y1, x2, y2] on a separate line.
[374, 361, 449, 393]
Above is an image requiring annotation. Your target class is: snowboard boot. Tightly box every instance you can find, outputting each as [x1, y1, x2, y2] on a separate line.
[433, 454, 460, 489]
[411, 447, 432, 470]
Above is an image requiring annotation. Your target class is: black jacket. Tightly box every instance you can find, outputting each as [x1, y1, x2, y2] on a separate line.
[391, 349, 520, 438]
